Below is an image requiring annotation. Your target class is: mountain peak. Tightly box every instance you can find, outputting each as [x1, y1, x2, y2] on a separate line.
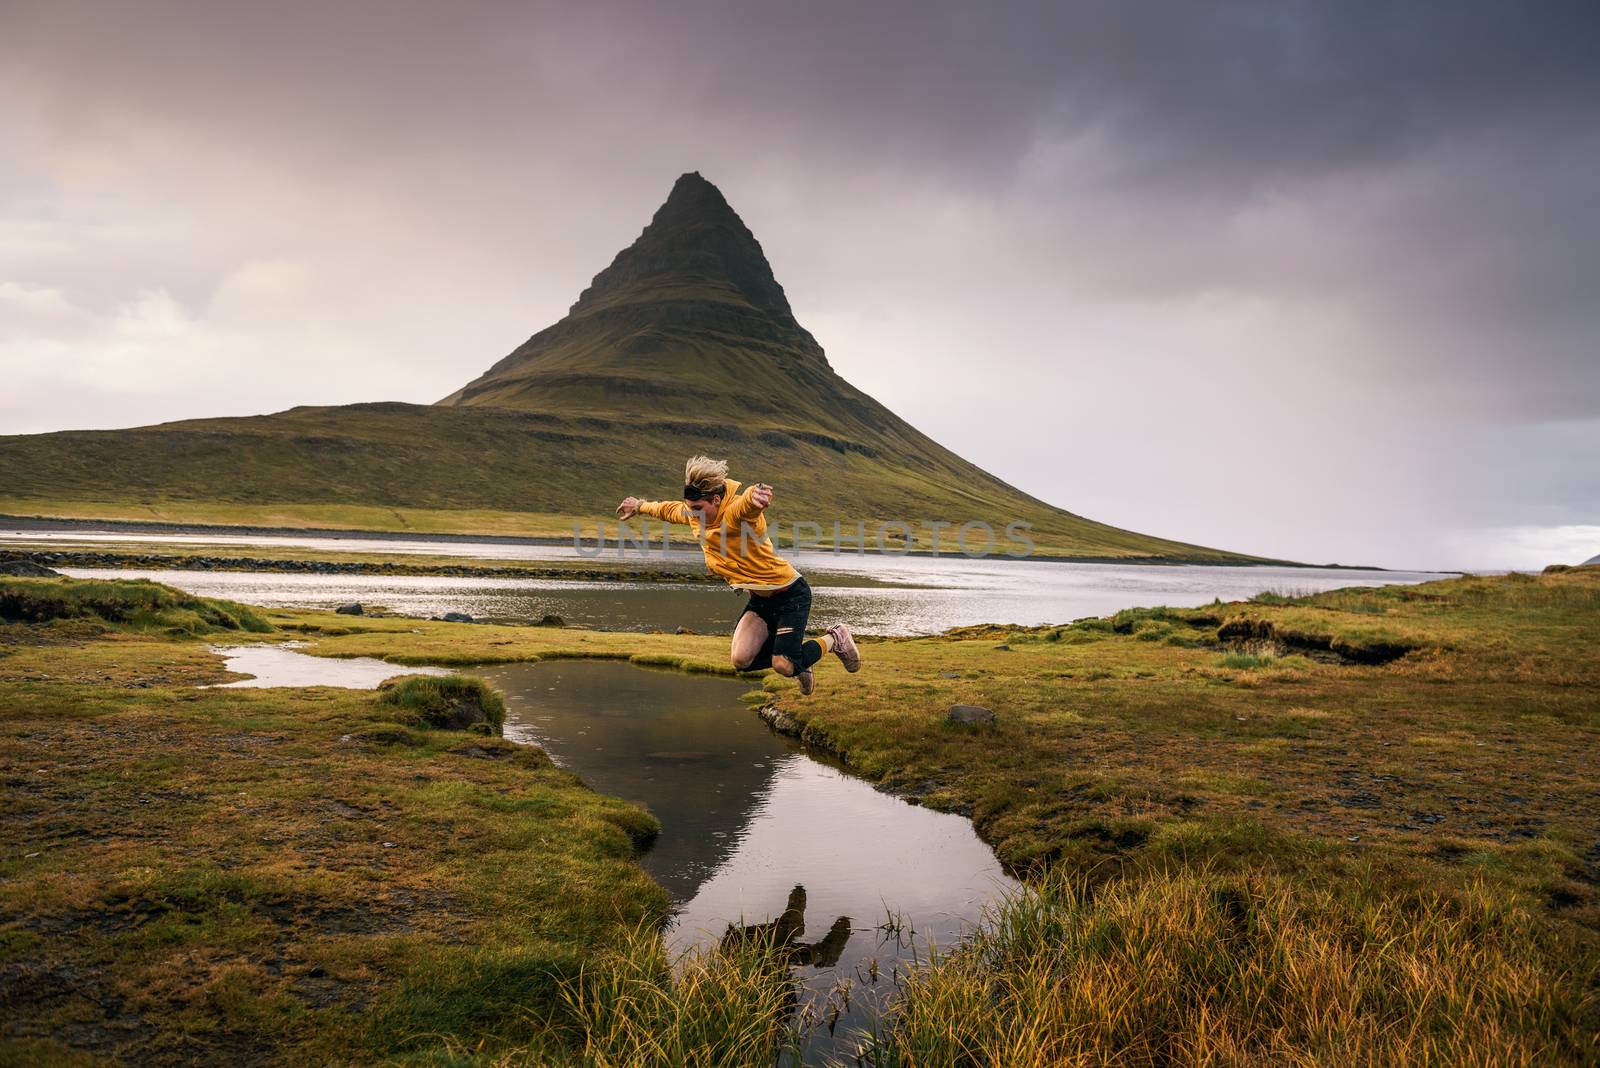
[567, 172, 805, 327]
[655, 171, 735, 224]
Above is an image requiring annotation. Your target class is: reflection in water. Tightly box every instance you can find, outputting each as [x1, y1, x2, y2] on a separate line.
[487, 659, 788, 902]
[721, 885, 853, 970]
[478, 659, 1019, 1063]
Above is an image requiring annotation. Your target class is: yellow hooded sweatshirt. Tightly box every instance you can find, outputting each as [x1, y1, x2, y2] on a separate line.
[637, 478, 799, 593]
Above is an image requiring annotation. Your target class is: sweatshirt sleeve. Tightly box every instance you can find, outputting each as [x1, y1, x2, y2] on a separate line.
[722, 483, 769, 527]
[637, 499, 693, 526]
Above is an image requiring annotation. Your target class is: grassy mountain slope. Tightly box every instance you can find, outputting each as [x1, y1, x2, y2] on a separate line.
[1, 174, 1273, 563]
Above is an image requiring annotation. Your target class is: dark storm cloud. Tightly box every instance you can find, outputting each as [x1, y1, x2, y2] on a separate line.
[642, 1, 1600, 188]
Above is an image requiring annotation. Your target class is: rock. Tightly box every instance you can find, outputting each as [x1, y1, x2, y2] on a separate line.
[335, 602, 364, 616]
[0, 559, 61, 577]
[758, 706, 802, 736]
[940, 671, 961, 679]
[992, 644, 1011, 651]
[441, 611, 474, 623]
[945, 703, 997, 727]
[536, 613, 565, 627]
[675, 625, 698, 635]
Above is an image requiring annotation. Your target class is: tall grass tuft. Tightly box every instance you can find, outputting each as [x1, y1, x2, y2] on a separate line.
[377, 674, 506, 733]
[859, 867, 1593, 1067]
[561, 925, 798, 1067]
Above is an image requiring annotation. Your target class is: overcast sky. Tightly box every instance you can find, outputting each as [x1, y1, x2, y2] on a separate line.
[3, 1, 1597, 570]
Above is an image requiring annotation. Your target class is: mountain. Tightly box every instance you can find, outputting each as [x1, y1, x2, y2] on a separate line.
[0, 173, 1270, 563]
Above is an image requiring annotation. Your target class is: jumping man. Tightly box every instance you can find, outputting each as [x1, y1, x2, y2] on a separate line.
[616, 455, 861, 694]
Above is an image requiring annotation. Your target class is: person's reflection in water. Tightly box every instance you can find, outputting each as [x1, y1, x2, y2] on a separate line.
[721, 884, 852, 967]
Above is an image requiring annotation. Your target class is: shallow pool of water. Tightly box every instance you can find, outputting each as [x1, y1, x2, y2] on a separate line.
[206, 643, 447, 688]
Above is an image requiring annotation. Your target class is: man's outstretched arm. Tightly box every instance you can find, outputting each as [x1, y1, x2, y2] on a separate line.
[618, 496, 692, 525]
[724, 482, 773, 525]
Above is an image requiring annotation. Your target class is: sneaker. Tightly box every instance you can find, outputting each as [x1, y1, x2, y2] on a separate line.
[826, 623, 861, 672]
[797, 669, 815, 695]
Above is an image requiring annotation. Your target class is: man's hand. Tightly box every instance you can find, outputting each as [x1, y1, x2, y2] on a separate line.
[617, 496, 641, 520]
[749, 483, 773, 511]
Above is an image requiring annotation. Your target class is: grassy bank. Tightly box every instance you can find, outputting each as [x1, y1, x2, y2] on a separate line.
[0, 578, 674, 1065]
[5, 570, 1597, 1063]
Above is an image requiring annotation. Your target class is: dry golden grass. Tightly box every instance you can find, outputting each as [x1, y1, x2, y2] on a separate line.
[562, 926, 798, 1068]
[864, 868, 1593, 1067]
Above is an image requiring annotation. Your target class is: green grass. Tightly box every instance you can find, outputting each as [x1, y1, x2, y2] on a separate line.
[6, 571, 1598, 1063]
[1220, 650, 1277, 669]
[0, 399, 1271, 563]
[377, 674, 508, 734]
[0, 580, 670, 1065]
[0, 575, 272, 634]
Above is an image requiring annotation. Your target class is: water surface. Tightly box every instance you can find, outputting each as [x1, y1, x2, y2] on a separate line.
[55, 556, 1448, 636]
[207, 643, 447, 688]
[482, 658, 1016, 1063]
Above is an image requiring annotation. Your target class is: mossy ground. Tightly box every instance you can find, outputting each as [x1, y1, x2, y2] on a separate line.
[0, 583, 668, 1065]
[4, 569, 1597, 1063]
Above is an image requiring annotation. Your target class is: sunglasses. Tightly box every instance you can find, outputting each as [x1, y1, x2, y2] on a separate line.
[683, 483, 725, 502]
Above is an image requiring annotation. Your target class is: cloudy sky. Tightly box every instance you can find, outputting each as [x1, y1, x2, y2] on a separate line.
[3, 1, 1597, 570]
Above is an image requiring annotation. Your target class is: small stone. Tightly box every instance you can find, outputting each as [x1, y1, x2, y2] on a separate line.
[675, 625, 698, 635]
[24, 851, 40, 859]
[441, 611, 474, 623]
[993, 644, 1011, 651]
[945, 704, 997, 726]
[940, 672, 961, 679]
[537, 613, 566, 627]
[335, 603, 364, 616]
[1347, 835, 1360, 842]
[382, 841, 396, 849]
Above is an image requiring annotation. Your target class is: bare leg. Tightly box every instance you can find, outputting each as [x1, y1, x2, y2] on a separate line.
[731, 612, 769, 671]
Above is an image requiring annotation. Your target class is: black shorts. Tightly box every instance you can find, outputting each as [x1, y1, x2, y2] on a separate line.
[739, 576, 813, 663]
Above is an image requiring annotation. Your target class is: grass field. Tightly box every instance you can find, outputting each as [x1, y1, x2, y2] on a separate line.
[3, 569, 1596, 1063]
[0, 396, 1276, 565]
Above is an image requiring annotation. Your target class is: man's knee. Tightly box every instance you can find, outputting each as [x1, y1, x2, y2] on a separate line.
[770, 655, 796, 677]
[731, 649, 756, 671]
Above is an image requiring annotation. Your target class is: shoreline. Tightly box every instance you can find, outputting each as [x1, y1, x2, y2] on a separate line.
[1, 547, 724, 585]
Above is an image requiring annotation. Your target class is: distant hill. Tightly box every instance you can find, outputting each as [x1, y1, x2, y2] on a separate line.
[1585, 553, 1600, 566]
[0, 173, 1275, 563]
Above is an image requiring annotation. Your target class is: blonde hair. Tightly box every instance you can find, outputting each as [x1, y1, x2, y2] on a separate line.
[684, 455, 728, 494]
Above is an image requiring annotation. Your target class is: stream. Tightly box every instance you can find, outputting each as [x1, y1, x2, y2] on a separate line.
[209, 646, 1016, 1063]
